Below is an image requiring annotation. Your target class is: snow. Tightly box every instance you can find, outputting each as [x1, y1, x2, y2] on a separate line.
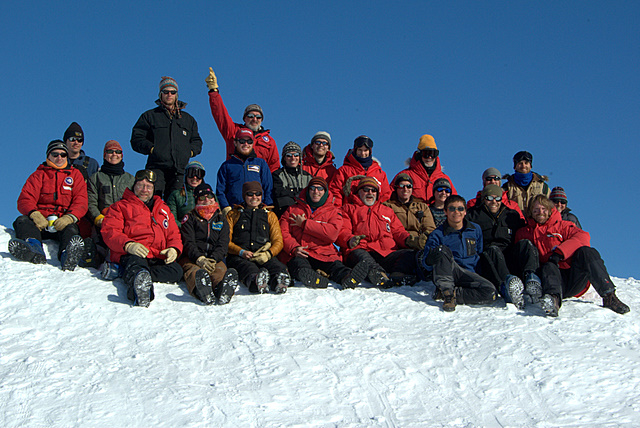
[1, 225, 639, 427]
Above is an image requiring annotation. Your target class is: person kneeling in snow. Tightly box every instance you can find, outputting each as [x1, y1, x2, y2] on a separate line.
[179, 182, 237, 305]
[101, 170, 183, 307]
[9, 140, 88, 271]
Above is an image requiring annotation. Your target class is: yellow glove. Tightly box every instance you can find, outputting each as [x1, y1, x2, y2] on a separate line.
[222, 206, 232, 217]
[53, 214, 75, 231]
[29, 211, 48, 231]
[196, 256, 217, 272]
[125, 242, 150, 258]
[160, 248, 178, 264]
[251, 250, 272, 265]
[94, 214, 105, 227]
[205, 67, 218, 90]
[255, 242, 271, 253]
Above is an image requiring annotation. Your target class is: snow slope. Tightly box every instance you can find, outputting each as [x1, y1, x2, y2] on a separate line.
[1, 226, 639, 427]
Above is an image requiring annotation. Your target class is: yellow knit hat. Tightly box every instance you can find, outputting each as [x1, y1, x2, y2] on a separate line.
[418, 134, 437, 151]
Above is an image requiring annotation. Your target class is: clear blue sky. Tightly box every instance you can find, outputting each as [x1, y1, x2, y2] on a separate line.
[2, 1, 638, 278]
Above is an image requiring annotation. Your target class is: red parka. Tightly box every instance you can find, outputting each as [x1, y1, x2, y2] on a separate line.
[337, 193, 409, 258]
[393, 153, 456, 202]
[329, 151, 391, 206]
[279, 189, 343, 264]
[301, 144, 338, 183]
[208, 91, 280, 172]
[17, 163, 88, 220]
[101, 188, 183, 263]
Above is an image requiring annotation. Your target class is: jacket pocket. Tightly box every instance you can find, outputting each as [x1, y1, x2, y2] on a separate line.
[466, 238, 478, 256]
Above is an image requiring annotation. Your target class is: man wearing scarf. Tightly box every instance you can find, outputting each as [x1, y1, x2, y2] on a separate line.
[502, 151, 550, 213]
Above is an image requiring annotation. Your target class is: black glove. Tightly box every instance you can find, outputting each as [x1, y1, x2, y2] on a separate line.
[424, 247, 444, 266]
[548, 252, 563, 265]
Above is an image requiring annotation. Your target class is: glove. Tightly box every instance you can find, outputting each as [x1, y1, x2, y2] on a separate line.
[125, 242, 150, 258]
[94, 214, 105, 227]
[255, 242, 272, 253]
[29, 211, 48, 231]
[222, 206, 232, 217]
[53, 214, 75, 231]
[196, 256, 217, 272]
[205, 67, 218, 90]
[160, 248, 178, 264]
[251, 251, 272, 265]
[405, 235, 423, 250]
[418, 233, 428, 249]
[425, 246, 444, 266]
[348, 235, 366, 249]
[548, 252, 563, 266]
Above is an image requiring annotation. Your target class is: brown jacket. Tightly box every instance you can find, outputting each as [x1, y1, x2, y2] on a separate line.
[383, 194, 436, 238]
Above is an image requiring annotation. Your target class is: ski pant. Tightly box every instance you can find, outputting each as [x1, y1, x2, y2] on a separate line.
[13, 215, 81, 260]
[179, 258, 228, 296]
[480, 239, 539, 288]
[121, 254, 183, 303]
[287, 256, 351, 284]
[345, 249, 417, 274]
[540, 246, 615, 305]
[431, 245, 497, 305]
[227, 254, 288, 292]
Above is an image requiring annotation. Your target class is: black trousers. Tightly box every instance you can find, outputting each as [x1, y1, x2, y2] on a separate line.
[480, 239, 539, 287]
[227, 254, 289, 291]
[13, 215, 80, 260]
[345, 249, 417, 274]
[148, 167, 184, 199]
[287, 256, 351, 283]
[540, 246, 615, 303]
[121, 254, 183, 303]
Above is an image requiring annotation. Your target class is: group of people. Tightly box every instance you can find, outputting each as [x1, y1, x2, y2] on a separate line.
[9, 69, 629, 317]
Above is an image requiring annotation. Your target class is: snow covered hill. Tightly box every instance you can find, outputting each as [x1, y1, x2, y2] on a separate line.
[1, 226, 639, 427]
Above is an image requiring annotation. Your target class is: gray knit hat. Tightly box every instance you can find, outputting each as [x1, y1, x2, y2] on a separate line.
[481, 184, 502, 199]
[46, 139, 68, 157]
[243, 104, 264, 119]
[482, 167, 502, 180]
[311, 131, 332, 149]
[394, 173, 413, 186]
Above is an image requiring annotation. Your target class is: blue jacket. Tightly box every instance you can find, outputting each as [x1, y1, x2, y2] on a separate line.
[216, 155, 273, 208]
[422, 219, 483, 272]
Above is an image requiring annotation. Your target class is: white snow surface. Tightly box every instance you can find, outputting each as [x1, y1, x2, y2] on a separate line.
[1, 226, 639, 428]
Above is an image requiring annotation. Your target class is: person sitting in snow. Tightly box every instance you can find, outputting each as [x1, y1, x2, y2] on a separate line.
[429, 178, 453, 228]
[300, 131, 338, 182]
[465, 167, 524, 219]
[271, 141, 312, 217]
[166, 160, 207, 228]
[9, 140, 88, 271]
[549, 186, 582, 229]
[502, 150, 549, 213]
[101, 170, 183, 308]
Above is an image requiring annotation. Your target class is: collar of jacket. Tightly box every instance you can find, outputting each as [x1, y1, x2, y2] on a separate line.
[442, 218, 473, 236]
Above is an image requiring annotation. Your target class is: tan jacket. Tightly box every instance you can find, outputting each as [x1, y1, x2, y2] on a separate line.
[383, 195, 436, 238]
[503, 172, 550, 213]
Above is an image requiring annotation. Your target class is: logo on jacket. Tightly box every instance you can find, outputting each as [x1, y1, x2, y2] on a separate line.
[64, 177, 74, 186]
[262, 136, 269, 142]
[183, 130, 187, 136]
[247, 165, 260, 173]
[211, 221, 223, 231]
[163, 218, 169, 229]
[181, 215, 189, 224]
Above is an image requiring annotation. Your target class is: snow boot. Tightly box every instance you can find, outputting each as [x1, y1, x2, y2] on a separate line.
[215, 268, 237, 305]
[340, 259, 370, 289]
[541, 294, 560, 317]
[78, 237, 100, 269]
[368, 269, 391, 289]
[501, 275, 525, 310]
[298, 268, 329, 289]
[8, 238, 46, 264]
[432, 288, 444, 301]
[442, 289, 456, 312]
[390, 273, 418, 287]
[60, 235, 85, 271]
[273, 272, 290, 294]
[194, 269, 216, 305]
[602, 291, 630, 314]
[248, 268, 270, 294]
[132, 268, 153, 308]
[100, 261, 122, 280]
[524, 272, 542, 304]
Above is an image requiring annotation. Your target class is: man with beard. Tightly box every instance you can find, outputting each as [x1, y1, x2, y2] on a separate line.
[206, 67, 280, 172]
[466, 167, 524, 219]
[502, 150, 549, 213]
[301, 131, 337, 182]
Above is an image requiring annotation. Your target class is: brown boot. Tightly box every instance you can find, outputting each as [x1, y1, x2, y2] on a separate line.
[442, 289, 456, 312]
[603, 291, 630, 314]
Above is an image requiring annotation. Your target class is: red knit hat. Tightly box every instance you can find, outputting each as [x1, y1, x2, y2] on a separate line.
[104, 140, 123, 156]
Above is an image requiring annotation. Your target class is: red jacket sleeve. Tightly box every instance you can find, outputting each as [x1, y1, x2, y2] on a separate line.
[17, 170, 44, 215]
[208, 91, 239, 158]
[555, 222, 590, 261]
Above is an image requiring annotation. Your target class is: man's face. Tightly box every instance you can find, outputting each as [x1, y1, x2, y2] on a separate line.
[434, 186, 451, 203]
[358, 186, 378, 206]
[312, 139, 329, 157]
[515, 160, 532, 174]
[483, 175, 501, 187]
[234, 138, 254, 156]
[283, 152, 300, 168]
[355, 146, 370, 158]
[160, 88, 177, 105]
[308, 185, 326, 203]
[134, 179, 154, 203]
[244, 190, 263, 208]
[421, 149, 437, 168]
[66, 137, 83, 158]
[48, 150, 68, 168]
[396, 180, 413, 203]
[531, 202, 551, 224]
[244, 110, 263, 132]
[483, 194, 502, 214]
[553, 200, 566, 212]
[445, 201, 466, 227]
[104, 147, 123, 165]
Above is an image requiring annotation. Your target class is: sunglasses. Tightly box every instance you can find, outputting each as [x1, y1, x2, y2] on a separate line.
[397, 184, 413, 189]
[161, 89, 177, 95]
[285, 153, 300, 158]
[245, 113, 263, 120]
[313, 140, 329, 146]
[308, 185, 325, 192]
[484, 176, 501, 182]
[105, 149, 123, 154]
[186, 168, 205, 179]
[245, 191, 262, 197]
[422, 149, 439, 158]
[197, 193, 215, 200]
[447, 206, 466, 212]
[68, 137, 83, 143]
[360, 187, 377, 194]
[50, 151, 68, 158]
[435, 187, 452, 193]
[484, 195, 502, 202]
[135, 170, 157, 183]
[236, 138, 254, 145]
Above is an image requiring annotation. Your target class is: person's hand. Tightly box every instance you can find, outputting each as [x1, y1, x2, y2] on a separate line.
[241, 250, 254, 259]
[53, 214, 75, 231]
[348, 235, 366, 249]
[418, 233, 428, 249]
[251, 251, 272, 265]
[405, 235, 422, 250]
[160, 248, 178, 264]
[94, 215, 105, 227]
[125, 242, 150, 258]
[29, 211, 48, 231]
[293, 246, 309, 258]
[222, 206, 232, 217]
[425, 246, 444, 266]
[289, 213, 306, 228]
[196, 256, 217, 272]
[205, 67, 218, 90]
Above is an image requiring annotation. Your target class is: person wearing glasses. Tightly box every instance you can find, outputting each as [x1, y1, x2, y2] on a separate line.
[301, 131, 337, 182]
[466, 184, 537, 310]
[206, 67, 280, 173]
[549, 186, 582, 229]
[9, 140, 87, 271]
[465, 167, 524, 219]
[101, 170, 183, 307]
[272, 141, 312, 216]
[63, 122, 99, 181]
[131, 76, 203, 199]
[502, 150, 549, 213]
[216, 128, 273, 217]
[429, 178, 453, 228]
[422, 195, 497, 312]
[166, 161, 207, 228]
[329, 135, 391, 206]
[392, 134, 457, 203]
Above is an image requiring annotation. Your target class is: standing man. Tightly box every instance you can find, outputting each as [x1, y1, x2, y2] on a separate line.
[63, 122, 99, 181]
[206, 67, 280, 172]
[502, 150, 549, 213]
[131, 76, 203, 199]
[301, 131, 338, 182]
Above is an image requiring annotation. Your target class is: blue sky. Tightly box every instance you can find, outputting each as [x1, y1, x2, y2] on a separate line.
[2, 1, 639, 277]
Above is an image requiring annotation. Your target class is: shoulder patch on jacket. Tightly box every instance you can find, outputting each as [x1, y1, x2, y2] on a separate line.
[211, 221, 223, 231]
[247, 164, 260, 173]
[181, 214, 189, 224]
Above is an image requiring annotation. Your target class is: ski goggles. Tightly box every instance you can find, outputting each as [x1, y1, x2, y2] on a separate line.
[354, 135, 374, 149]
[186, 168, 205, 179]
[135, 170, 157, 183]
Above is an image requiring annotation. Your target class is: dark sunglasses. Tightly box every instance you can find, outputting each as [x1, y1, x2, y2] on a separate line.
[484, 195, 502, 202]
[186, 168, 205, 179]
[397, 184, 413, 189]
[197, 192, 215, 200]
[313, 140, 329, 146]
[245, 113, 263, 120]
[236, 138, 254, 145]
[484, 176, 501, 182]
[308, 185, 325, 192]
[447, 206, 466, 212]
[354, 135, 374, 149]
[285, 153, 300, 158]
[50, 151, 68, 158]
[360, 187, 377, 194]
[436, 187, 452, 193]
[161, 89, 177, 95]
[105, 149, 123, 154]
[245, 191, 262, 197]
[68, 137, 83, 143]
[135, 170, 157, 183]
[421, 149, 439, 158]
